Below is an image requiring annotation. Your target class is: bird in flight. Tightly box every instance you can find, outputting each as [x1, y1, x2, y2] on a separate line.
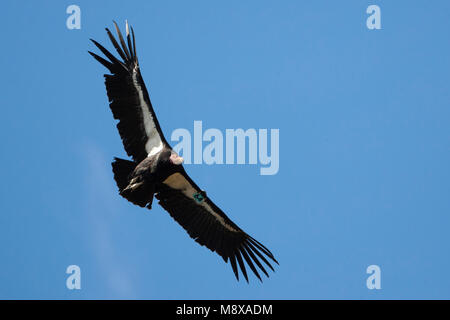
[88, 21, 278, 282]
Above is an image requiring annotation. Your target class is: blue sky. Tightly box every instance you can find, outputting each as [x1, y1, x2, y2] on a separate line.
[1, 1, 450, 299]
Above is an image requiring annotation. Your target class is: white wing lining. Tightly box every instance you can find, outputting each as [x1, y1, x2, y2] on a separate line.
[132, 69, 164, 157]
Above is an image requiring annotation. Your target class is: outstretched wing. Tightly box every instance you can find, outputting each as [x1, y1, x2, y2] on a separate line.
[89, 21, 168, 162]
[156, 169, 278, 282]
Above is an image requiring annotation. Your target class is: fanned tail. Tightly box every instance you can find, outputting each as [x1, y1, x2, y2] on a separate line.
[111, 157, 154, 209]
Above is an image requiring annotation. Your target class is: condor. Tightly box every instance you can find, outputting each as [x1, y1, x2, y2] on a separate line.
[88, 21, 278, 282]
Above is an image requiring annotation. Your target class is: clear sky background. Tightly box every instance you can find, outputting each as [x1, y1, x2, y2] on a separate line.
[1, 1, 449, 299]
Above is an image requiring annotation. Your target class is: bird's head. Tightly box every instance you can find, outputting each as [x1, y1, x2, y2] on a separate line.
[169, 151, 184, 165]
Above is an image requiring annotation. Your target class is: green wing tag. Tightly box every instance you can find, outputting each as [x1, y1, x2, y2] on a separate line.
[193, 192, 205, 203]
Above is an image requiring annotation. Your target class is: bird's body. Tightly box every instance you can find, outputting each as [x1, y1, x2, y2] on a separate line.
[112, 148, 182, 209]
[89, 21, 278, 282]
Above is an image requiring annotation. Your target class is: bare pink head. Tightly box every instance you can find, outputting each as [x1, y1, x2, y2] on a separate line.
[169, 152, 184, 165]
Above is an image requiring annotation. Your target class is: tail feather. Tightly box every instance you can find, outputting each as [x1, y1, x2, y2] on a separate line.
[111, 157, 154, 209]
[112, 157, 136, 191]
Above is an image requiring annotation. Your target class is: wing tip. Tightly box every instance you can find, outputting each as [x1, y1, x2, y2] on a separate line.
[229, 236, 278, 283]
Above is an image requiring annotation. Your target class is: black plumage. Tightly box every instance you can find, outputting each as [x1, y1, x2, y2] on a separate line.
[89, 21, 278, 282]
